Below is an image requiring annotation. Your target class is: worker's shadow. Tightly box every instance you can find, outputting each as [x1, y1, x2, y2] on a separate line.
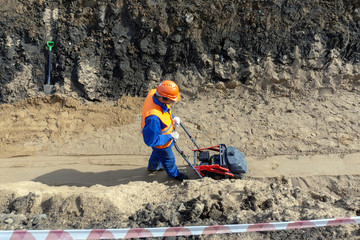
[32, 166, 195, 187]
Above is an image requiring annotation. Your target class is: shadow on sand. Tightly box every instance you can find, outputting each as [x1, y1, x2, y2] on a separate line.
[32, 166, 197, 187]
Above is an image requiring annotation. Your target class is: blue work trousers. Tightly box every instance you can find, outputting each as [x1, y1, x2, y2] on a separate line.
[148, 146, 180, 178]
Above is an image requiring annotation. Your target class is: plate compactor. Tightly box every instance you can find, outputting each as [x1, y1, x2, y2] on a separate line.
[174, 123, 247, 179]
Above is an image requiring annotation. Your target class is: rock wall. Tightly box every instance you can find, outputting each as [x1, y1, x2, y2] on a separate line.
[1, 0, 360, 102]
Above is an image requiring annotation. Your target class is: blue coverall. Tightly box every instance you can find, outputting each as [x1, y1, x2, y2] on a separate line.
[142, 95, 180, 178]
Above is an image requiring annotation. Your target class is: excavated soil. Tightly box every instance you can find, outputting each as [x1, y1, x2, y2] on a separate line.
[1, 0, 360, 239]
[0, 87, 359, 239]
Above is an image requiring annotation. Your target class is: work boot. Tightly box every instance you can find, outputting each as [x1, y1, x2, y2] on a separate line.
[147, 165, 164, 172]
[175, 172, 189, 181]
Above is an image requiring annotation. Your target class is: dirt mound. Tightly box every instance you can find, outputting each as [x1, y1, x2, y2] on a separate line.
[0, 176, 359, 239]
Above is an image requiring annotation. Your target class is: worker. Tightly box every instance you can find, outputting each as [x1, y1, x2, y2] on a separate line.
[141, 80, 189, 181]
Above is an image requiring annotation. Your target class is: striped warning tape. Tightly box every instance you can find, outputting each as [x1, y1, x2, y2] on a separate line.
[1, 216, 359, 239]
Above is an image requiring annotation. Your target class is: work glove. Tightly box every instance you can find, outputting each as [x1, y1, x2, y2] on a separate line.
[173, 117, 181, 126]
[170, 131, 179, 141]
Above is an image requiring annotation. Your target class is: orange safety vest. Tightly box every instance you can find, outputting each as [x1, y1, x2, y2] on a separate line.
[141, 89, 174, 149]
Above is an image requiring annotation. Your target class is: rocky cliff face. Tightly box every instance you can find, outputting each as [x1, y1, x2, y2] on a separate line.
[1, 0, 360, 103]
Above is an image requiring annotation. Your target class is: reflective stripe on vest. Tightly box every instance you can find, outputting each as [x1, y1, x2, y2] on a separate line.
[141, 89, 173, 149]
[160, 123, 173, 135]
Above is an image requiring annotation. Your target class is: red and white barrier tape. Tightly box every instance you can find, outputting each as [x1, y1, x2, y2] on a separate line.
[1, 216, 359, 239]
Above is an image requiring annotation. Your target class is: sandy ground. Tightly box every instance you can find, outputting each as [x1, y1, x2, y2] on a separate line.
[0, 87, 359, 238]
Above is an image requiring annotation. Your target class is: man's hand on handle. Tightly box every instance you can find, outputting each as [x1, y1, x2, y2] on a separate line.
[173, 117, 181, 126]
[170, 132, 179, 141]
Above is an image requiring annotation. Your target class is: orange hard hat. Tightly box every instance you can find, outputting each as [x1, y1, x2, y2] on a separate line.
[156, 80, 181, 102]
